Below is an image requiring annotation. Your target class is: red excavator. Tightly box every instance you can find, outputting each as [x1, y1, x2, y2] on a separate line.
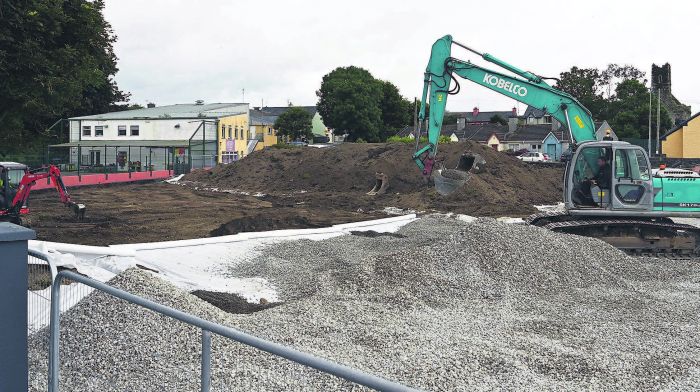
[0, 162, 85, 225]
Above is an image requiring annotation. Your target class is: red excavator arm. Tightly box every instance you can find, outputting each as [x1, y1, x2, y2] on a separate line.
[11, 165, 86, 221]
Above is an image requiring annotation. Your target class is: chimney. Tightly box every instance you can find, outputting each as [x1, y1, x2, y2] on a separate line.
[147, 103, 156, 108]
[508, 116, 517, 133]
[253, 106, 260, 111]
[511, 107, 517, 116]
[472, 107, 479, 118]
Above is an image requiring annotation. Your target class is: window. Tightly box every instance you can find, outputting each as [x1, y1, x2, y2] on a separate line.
[118, 125, 127, 136]
[615, 149, 650, 181]
[635, 150, 650, 181]
[235, 126, 239, 140]
[95, 126, 103, 137]
[228, 126, 232, 139]
[531, 144, 537, 150]
[268, 127, 272, 135]
[130, 125, 139, 136]
[82, 126, 91, 136]
[221, 124, 225, 139]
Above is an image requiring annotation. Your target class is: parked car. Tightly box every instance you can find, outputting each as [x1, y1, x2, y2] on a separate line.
[517, 152, 548, 163]
[505, 148, 529, 156]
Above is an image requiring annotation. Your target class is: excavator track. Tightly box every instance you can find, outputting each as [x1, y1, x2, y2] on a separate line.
[527, 212, 700, 258]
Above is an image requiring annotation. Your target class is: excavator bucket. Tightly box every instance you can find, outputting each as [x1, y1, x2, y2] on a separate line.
[70, 202, 86, 220]
[367, 172, 389, 195]
[433, 153, 485, 196]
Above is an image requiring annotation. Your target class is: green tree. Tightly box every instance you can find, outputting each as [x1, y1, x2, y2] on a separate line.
[273, 107, 313, 141]
[378, 80, 411, 140]
[607, 79, 672, 139]
[554, 67, 606, 118]
[600, 64, 646, 98]
[316, 66, 383, 142]
[0, 0, 128, 154]
[489, 114, 507, 125]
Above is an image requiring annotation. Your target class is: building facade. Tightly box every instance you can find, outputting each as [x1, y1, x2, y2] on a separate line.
[661, 112, 700, 158]
[58, 102, 248, 171]
[218, 113, 250, 164]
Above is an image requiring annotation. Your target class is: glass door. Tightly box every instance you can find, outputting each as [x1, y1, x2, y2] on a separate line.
[611, 147, 653, 210]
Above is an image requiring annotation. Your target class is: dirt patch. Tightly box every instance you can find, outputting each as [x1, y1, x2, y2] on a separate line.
[28, 142, 564, 246]
[190, 290, 281, 314]
[28, 183, 383, 245]
[211, 215, 322, 236]
[185, 142, 564, 217]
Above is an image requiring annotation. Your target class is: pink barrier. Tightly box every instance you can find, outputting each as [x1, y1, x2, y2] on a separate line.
[32, 170, 173, 190]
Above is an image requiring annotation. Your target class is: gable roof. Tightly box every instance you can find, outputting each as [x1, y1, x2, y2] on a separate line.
[595, 120, 618, 141]
[448, 110, 515, 123]
[522, 106, 548, 119]
[444, 124, 508, 143]
[661, 111, 700, 140]
[258, 106, 318, 117]
[504, 124, 569, 143]
[69, 103, 248, 120]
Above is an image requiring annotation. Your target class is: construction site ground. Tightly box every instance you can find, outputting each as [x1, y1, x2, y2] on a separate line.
[29, 142, 565, 246]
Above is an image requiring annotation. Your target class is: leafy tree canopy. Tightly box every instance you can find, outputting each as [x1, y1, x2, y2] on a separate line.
[0, 0, 129, 154]
[316, 66, 413, 142]
[555, 64, 669, 139]
[273, 107, 313, 141]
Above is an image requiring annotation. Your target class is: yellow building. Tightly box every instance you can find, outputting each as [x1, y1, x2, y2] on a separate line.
[218, 113, 249, 164]
[249, 110, 280, 149]
[661, 112, 700, 158]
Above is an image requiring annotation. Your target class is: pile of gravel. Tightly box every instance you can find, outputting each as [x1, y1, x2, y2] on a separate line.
[29, 215, 700, 391]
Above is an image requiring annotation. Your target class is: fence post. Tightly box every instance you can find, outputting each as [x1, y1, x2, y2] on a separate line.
[0, 223, 36, 392]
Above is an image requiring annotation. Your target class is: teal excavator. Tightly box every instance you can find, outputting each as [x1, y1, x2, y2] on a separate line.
[411, 35, 700, 256]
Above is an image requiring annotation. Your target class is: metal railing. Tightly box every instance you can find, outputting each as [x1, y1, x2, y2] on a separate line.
[27, 251, 93, 335]
[27, 250, 55, 334]
[49, 270, 417, 392]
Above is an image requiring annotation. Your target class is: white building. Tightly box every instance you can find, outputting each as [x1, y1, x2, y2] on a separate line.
[52, 102, 248, 171]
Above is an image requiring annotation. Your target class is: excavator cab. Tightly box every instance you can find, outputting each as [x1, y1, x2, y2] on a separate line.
[566, 142, 653, 212]
[0, 163, 28, 210]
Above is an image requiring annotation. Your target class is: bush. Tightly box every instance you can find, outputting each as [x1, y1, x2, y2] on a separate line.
[356, 138, 367, 143]
[269, 143, 295, 149]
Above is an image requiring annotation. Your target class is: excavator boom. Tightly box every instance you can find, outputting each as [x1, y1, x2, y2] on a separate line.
[413, 35, 596, 175]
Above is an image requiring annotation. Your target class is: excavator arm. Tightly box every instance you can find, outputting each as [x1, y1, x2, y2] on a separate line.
[11, 165, 86, 221]
[413, 35, 597, 175]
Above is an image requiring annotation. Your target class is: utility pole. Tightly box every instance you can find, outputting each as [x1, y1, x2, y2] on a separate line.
[648, 89, 652, 155]
[242, 88, 245, 102]
[656, 88, 661, 156]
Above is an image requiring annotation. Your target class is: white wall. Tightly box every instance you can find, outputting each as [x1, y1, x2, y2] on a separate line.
[70, 118, 205, 141]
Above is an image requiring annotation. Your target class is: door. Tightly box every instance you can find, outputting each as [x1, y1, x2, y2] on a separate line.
[546, 144, 556, 159]
[89, 150, 100, 166]
[611, 147, 653, 211]
[568, 145, 610, 208]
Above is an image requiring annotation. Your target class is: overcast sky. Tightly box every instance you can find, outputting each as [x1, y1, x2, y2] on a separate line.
[104, 0, 700, 114]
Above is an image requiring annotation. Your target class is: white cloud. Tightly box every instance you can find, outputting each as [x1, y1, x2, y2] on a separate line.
[105, 0, 700, 113]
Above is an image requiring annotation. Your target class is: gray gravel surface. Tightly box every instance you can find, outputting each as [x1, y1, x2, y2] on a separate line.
[29, 215, 700, 391]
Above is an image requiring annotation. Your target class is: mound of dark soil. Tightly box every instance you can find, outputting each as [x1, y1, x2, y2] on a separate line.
[190, 290, 281, 314]
[186, 142, 564, 216]
[210, 215, 322, 236]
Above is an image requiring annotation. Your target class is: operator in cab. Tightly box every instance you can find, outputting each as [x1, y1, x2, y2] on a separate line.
[592, 156, 611, 190]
